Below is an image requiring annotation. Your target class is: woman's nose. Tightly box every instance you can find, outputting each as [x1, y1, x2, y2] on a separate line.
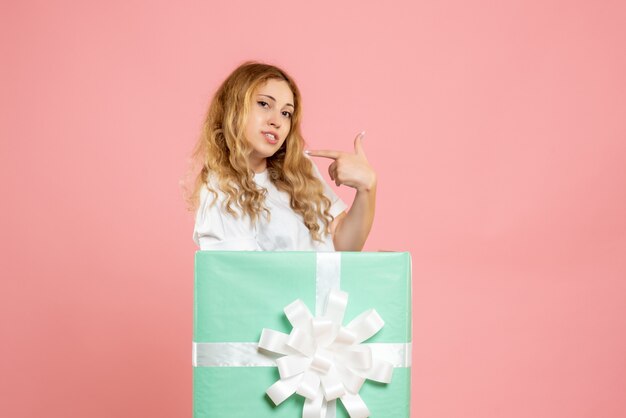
[268, 111, 281, 128]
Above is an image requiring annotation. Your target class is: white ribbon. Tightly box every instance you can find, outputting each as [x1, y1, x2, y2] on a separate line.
[193, 342, 411, 368]
[258, 289, 394, 418]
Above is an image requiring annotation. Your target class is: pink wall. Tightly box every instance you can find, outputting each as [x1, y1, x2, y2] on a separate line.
[2, 1, 625, 417]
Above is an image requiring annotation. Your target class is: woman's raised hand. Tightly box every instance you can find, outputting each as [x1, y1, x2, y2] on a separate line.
[306, 131, 377, 192]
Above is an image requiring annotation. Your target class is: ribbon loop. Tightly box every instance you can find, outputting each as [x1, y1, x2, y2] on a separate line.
[302, 394, 326, 418]
[285, 300, 314, 332]
[320, 368, 346, 400]
[337, 345, 372, 369]
[312, 318, 335, 347]
[259, 329, 298, 356]
[364, 358, 394, 383]
[288, 328, 317, 357]
[340, 393, 370, 418]
[334, 327, 357, 345]
[296, 371, 321, 400]
[310, 349, 333, 374]
[346, 309, 384, 344]
[277, 355, 310, 379]
[335, 363, 366, 394]
[266, 373, 302, 405]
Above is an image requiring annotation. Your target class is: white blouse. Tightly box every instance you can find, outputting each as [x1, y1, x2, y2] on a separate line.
[193, 163, 347, 251]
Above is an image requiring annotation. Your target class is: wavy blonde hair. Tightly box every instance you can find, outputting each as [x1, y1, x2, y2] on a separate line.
[182, 61, 334, 242]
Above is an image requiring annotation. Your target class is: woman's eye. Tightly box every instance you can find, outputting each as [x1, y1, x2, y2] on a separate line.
[282, 111, 292, 118]
[257, 101, 269, 108]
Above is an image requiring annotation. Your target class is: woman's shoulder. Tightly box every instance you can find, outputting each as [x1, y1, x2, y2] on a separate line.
[194, 175, 257, 249]
[197, 177, 220, 207]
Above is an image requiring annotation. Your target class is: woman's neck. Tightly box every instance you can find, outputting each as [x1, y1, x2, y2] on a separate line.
[248, 156, 267, 173]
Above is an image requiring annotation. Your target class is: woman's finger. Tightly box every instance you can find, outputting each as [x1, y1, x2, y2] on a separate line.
[328, 161, 336, 180]
[353, 131, 366, 157]
[306, 149, 341, 160]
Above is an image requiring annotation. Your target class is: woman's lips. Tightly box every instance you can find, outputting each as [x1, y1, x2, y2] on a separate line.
[262, 131, 279, 144]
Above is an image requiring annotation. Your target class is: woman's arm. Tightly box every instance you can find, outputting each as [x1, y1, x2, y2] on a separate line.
[307, 132, 377, 251]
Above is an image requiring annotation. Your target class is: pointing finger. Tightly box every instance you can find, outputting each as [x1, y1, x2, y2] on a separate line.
[306, 149, 341, 160]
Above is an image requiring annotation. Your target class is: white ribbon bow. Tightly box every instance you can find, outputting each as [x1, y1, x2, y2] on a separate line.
[258, 289, 393, 418]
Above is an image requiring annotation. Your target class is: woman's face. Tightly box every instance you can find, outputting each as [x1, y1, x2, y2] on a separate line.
[244, 78, 294, 173]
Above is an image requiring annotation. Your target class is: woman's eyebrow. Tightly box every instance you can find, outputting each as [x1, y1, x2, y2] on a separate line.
[258, 94, 295, 109]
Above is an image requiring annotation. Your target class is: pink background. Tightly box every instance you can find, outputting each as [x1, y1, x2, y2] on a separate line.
[2, 1, 625, 417]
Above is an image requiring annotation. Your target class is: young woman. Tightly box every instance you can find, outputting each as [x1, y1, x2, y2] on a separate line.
[186, 62, 377, 251]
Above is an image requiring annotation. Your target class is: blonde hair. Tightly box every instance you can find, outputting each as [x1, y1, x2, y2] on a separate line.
[182, 61, 334, 241]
